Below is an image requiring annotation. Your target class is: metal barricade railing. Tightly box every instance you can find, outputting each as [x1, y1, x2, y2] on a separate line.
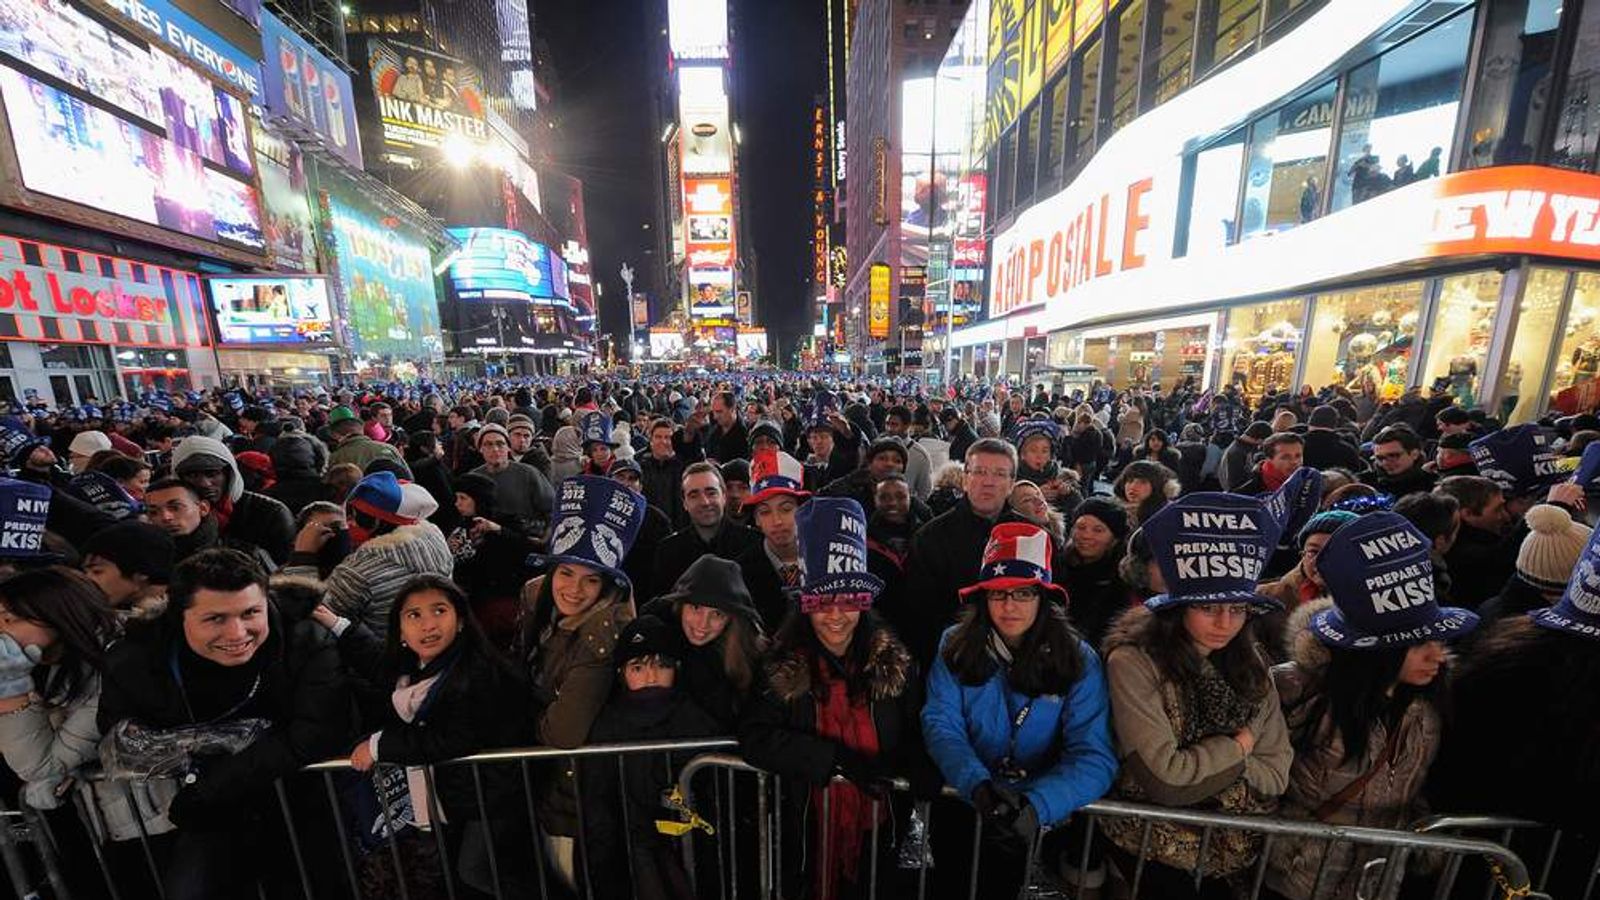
[60, 741, 1549, 900]
[677, 753, 1548, 900]
[1413, 814, 1598, 900]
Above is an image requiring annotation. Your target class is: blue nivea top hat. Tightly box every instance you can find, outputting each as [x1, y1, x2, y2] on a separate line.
[537, 475, 647, 588]
[1531, 524, 1600, 640]
[1310, 512, 1478, 648]
[796, 496, 883, 611]
[1470, 425, 1563, 497]
[1142, 492, 1284, 612]
[579, 411, 619, 448]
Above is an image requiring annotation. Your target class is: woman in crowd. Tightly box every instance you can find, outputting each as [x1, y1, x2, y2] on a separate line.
[1008, 481, 1067, 544]
[740, 498, 934, 900]
[1114, 460, 1178, 527]
[1266, 513, 1477, 899]
[318, 574, 534, 897]
[922, 522, 1117, 899]
[1101, 494, 1293, 898]
[1137, 429, 1183, 473]
[643, 554, 766, 730]
[517, 475, 644, 886]
[1058, 497, 1131, 648]
[581, 614, 719, 900]
[1256, 510, 1357, 657]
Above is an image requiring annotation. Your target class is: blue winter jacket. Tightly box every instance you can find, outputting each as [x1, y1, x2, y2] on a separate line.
[921, 631, 1117, 828]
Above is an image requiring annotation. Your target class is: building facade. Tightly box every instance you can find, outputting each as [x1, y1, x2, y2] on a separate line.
[937, 0, 1600, 424]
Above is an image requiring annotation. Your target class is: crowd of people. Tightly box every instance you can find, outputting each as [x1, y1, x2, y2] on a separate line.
[0, 373, 1592, 900]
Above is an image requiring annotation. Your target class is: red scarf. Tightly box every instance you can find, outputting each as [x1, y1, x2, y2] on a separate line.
[810, 652, 882, 900]
[1256, 460, 1290, 492]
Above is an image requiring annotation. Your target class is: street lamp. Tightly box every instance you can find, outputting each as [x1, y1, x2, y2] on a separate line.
[620, 263, 636, 361]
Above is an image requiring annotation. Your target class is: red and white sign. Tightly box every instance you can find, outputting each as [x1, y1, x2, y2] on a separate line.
[684, 175, 735, 280]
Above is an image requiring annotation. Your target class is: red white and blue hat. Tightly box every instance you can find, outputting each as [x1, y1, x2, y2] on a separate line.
[742, 446, 811, 510]
[958, 521, 1068, 604]
[1142, 493, 1285, 612]
[535, 475, 647, 587]
[1310, 512, 1479, 648]
[796, 497, 882, 612]
[1531, 524, 1600, 640]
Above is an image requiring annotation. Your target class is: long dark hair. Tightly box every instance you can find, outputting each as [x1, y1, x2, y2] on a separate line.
[771, 607, 887, 701]
[671, 598, 766, 694]
[519, 564, 624, 658]
[1301, 645, 1447, 763]
[941, 596, 1084, 696]
[1140, 606, 1269, 703]
[0, 567, 119, 704]
[384, 574, 518, 682]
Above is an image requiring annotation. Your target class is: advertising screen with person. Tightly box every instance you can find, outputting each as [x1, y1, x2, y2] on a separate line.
[207, 275, 334, 345]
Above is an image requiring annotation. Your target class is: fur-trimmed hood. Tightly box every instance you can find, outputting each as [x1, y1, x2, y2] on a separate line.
[1100, 602, 1154, 658]
[1285, 597, 1333, 675]
[269, 571, 325, 622]
[765, 625, 913, 705]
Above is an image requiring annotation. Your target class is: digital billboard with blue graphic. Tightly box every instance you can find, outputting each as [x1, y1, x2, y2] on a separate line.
[328, 189, 441, 360]
[446, 227, 575, 306]
[260, 10, 361, 169]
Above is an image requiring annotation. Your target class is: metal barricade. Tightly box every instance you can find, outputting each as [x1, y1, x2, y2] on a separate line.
[1413, 815, 1593, 900]
[71, 737, 737, 900]
[676, 753, 1547, 900]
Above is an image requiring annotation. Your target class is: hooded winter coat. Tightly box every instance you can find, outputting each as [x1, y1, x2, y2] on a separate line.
[172, 435, 296, 564]
[328, 433, 412, 479]
[1266, 599, 1445, 900]
[921, 627, 1116, 827]
[265, 434, 326, 516]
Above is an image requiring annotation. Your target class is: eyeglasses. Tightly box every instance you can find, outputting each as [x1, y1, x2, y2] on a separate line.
[1191, 603, 1250, 619]
[987, 587, 1040, 604]
[967, 466, 1014, 480]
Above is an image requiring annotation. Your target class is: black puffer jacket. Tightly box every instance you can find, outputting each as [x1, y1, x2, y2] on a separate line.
[266, 435, 325, 516]
[96, 583, 352, 825]
[1058, 544, 1131, 650]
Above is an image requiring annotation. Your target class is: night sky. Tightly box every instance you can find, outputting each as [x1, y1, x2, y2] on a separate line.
[533, 0, 825, 360]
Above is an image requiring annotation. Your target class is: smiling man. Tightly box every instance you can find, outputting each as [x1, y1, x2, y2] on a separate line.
[97, 548, 351, 900]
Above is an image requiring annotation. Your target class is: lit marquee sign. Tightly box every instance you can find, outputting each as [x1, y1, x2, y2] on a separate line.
[812, 104, 829, 286]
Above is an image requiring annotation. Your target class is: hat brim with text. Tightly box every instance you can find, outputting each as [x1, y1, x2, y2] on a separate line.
[1530, 525, 1600, 640]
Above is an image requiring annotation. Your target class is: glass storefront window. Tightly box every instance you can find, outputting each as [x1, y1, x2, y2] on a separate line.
[1551, 4, 1600, 172]
[1546, 273, 1600, 414]
[1240, 80, 1336, 240]
[1303, 281, 1426, 398]
[1462, 0, 1562, 168]
[1420, 272, 1503, 409]
[1017, 104, 1041, 204]
[1500, 268, 1568, 423]
[1082, 321, 1213, 391]
[1109, 0, 1146, 134]
[1264, 0, 1324, 38]
[1183, 128, 1246, 255]
[1043, 75, 1069, 186]
[1147, 0, 1196, 104]
[1331, 11, 1472, 212]
[1071, 41, 1103, 167]
[1221, 297, 1307, 407]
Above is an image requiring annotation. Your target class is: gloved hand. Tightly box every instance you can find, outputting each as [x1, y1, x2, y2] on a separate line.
[971, 780, 1024, 826]
[832, 748, 887, 790]
[21, 776, 65, 811]
[0, 633, 40, 699]
[992, 798, 1040, 851]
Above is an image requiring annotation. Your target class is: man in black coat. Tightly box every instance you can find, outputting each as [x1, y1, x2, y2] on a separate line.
[1436, 474, 1519, 609]
[1302, 406, 1364, 472]
[638, 417, 690, 527]
[650, 462, 761, 601]
[903, 438, 1046, 665]
[97, 549, 352, 900]
[1218, 421, 1272, 492]
[1362, 425, 1438, 498]
[939, 407, 978, 464]
[702, 390, 750, 463]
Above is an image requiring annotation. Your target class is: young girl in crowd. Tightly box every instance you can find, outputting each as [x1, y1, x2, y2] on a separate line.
[922, 522, 1116, 899]
[581, 614, 719, 900]
[517, 476, 645, 886]
[320, 574, 534, 898]
[1101, 494, 1293, 899]
[1267, 513, 1477, 899]
[643, 554, 766, 730]
[1113, 460, 1178, 527]
[1059, 497, 1132, 648]
[740, 498, 934, 900]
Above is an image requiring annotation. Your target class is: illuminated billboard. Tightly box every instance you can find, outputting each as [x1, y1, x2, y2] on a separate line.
[683, 176, 734, 269]
[95, 0, 263, 101]
[254, 123, 317, 273]
[207, 275, 334, 345]
[0, 63, 264, 258]
[678, 66, 730, 174]
[326, 188, 441, 360]
[668, 0, 728, 59]
[444, 227, 567, 303]
[368, 38, 488, 157]
[261, 10, 361, 169]
[690, 268, 734, 317]
[869, 263, 891, 338]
